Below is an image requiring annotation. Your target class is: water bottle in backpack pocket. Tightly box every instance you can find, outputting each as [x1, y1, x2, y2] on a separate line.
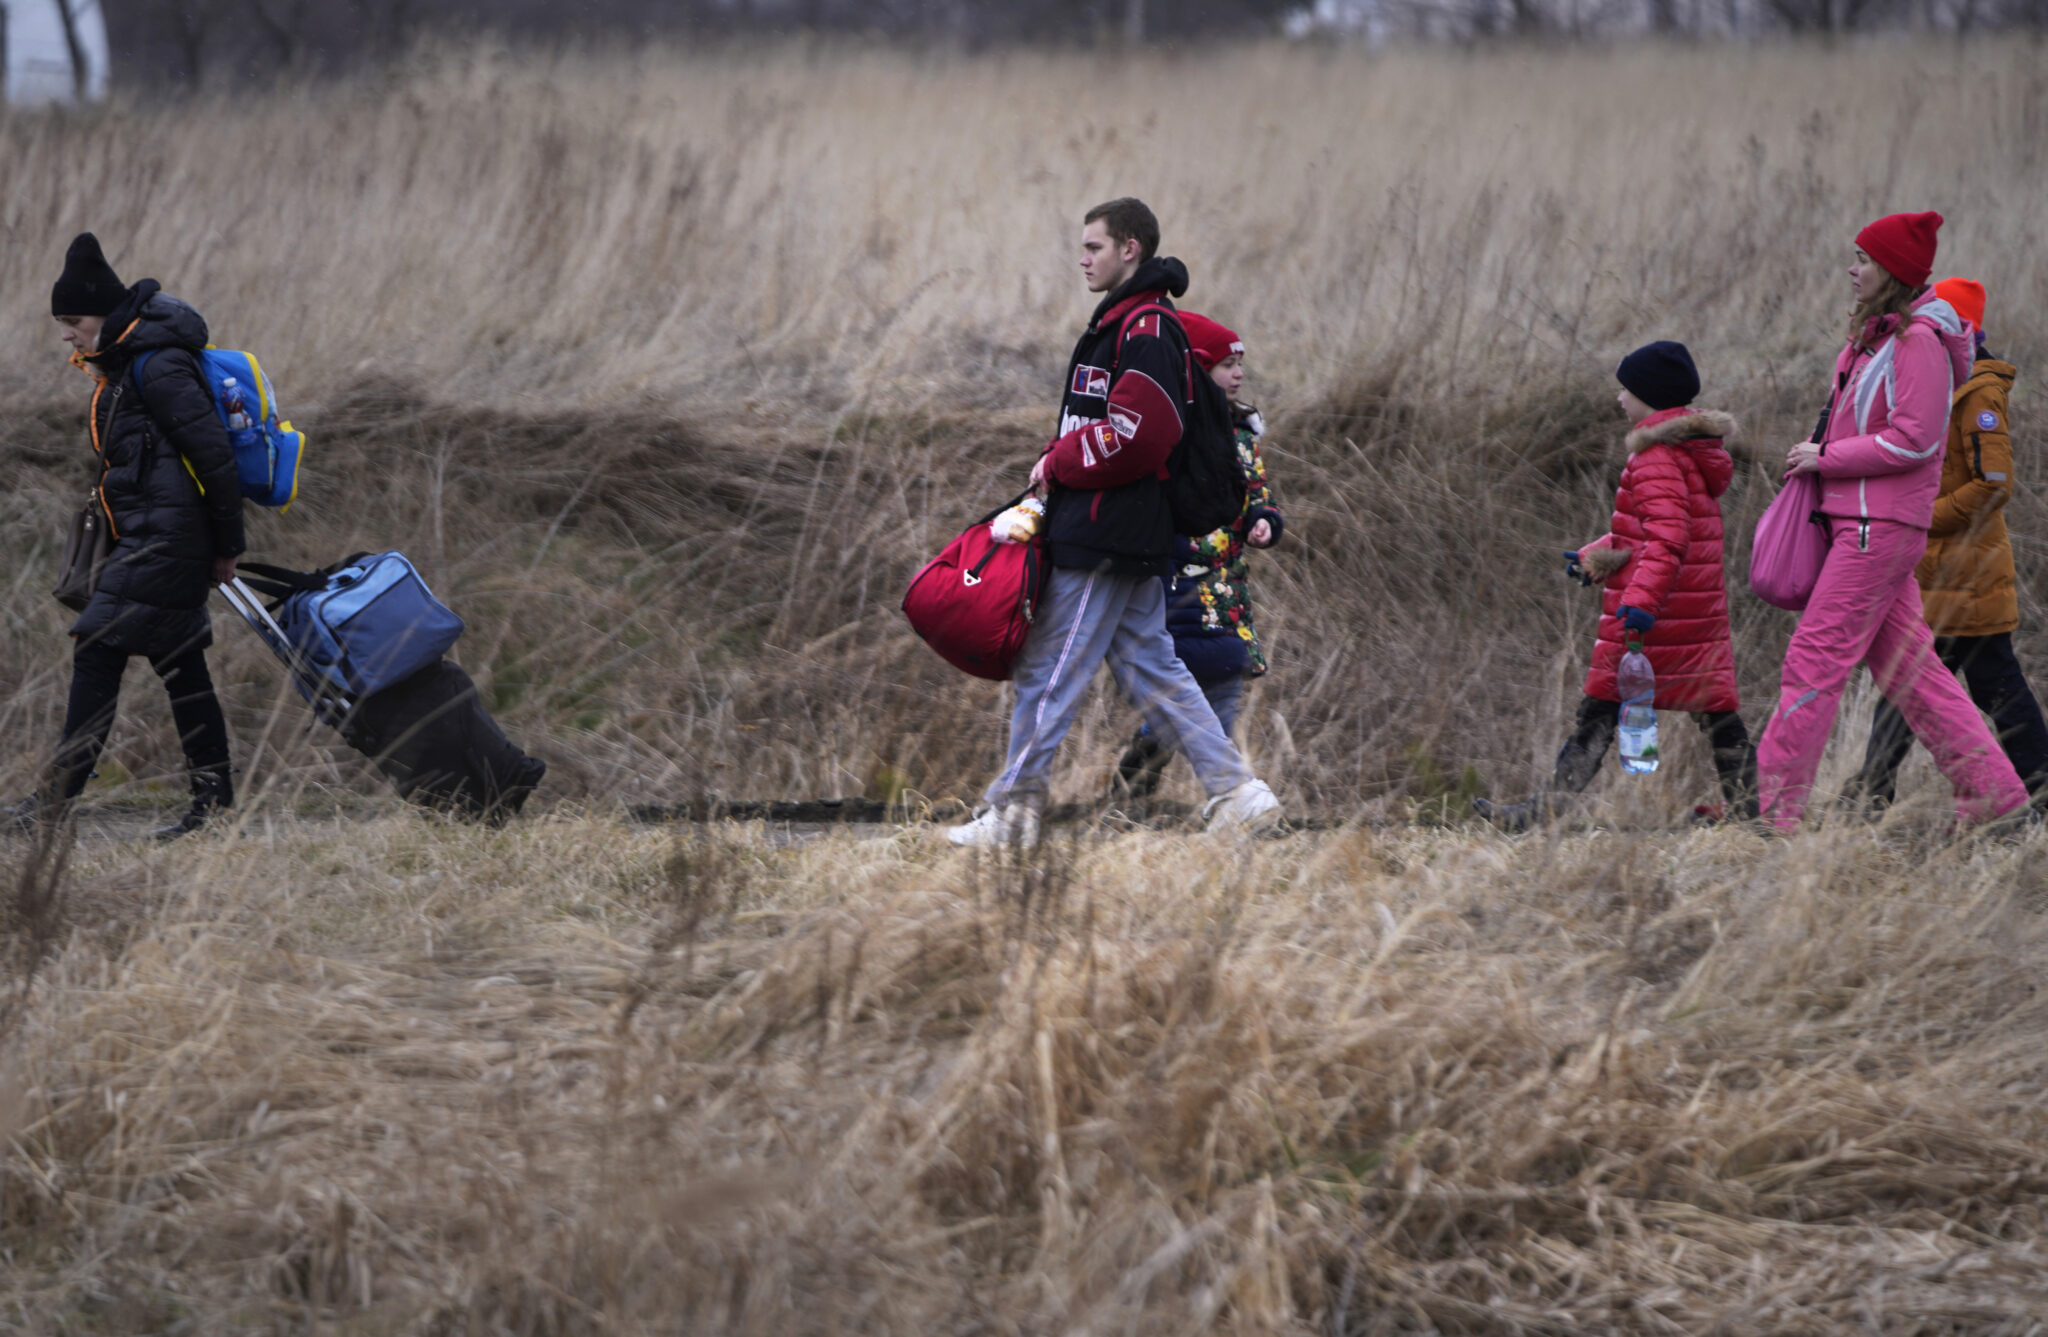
[134, 347, 307, 508]
[1617, 640, 1659, 774]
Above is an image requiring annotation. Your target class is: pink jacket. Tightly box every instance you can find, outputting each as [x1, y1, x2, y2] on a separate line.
[1815, 291, 1974, 528]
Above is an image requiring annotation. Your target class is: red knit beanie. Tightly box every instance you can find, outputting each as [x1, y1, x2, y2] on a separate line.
[1855, 211, 1943, 288]
[1176, 311, 1244, 370]
[1933, 276, 1986, 331]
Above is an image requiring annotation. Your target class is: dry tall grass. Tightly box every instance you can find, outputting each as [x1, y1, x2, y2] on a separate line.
[9, 817, 2048, 1333]
[4, 40, 2047, 811]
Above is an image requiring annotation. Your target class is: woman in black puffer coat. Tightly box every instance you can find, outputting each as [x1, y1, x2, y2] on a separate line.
[21, 234, 246, 839]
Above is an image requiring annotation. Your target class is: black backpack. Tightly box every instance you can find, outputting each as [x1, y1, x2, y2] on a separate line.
[1115, 303, 1248, 537]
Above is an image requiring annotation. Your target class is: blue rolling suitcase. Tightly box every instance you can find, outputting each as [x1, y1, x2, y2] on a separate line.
[221, 557, 544, 821]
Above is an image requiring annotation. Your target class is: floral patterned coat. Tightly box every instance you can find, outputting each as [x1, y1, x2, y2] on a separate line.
[1164, 410, 1284, 680]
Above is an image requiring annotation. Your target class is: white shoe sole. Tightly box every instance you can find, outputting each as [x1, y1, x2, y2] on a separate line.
[1205, 784, 1283, 836]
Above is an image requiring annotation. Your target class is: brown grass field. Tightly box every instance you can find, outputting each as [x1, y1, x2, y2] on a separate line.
[6, 38, 2048, 1334]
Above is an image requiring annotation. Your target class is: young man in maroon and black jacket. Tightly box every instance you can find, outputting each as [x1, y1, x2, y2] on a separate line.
[947, 198, 1283, 846]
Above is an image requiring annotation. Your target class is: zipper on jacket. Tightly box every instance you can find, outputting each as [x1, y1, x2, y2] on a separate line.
[1857, 520, 1870, 552]
[1814, 368, 1850, 446]
[88, 381, 121, 538]
[1972, 431, 1983, 478]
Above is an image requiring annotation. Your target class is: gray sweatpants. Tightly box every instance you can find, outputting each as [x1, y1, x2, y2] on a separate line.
[984, 567, 1254, 809]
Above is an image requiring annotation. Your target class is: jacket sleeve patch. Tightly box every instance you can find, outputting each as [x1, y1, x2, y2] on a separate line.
[1125, 313, 1161, 340]
[1077, 422, 1118, 467]
[1072, 365, 1110, 399]
[1979, 410, 2002, 431]
[1108, 406, 1141, 441]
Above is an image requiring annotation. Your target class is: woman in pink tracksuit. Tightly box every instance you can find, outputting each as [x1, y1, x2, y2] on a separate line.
[1758, 211, 2028, 829]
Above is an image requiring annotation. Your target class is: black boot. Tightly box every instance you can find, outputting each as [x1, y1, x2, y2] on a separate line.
[1112, 729, 1172, 803]
[7, 782, 83, 835]
[1716, 741, 1761, 823]
[153, 762, 232, 841]
[4, 796, 42, 834]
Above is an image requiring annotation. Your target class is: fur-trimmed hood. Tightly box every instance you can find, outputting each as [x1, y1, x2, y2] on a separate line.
[1625, 407, 1737, 500]
[1625, 408, 1738, 456]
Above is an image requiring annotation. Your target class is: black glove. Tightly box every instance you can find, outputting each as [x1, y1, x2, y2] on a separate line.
[1564, 551, 1594, 587]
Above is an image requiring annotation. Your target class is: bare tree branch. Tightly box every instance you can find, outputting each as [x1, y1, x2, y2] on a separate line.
[50, 0, 92, 98]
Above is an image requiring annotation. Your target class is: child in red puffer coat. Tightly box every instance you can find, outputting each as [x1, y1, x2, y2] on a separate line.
[1476, 341, 1756, 831]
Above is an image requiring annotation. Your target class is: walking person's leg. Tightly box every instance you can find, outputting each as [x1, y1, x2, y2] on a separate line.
[1697, 710, 1758, 818]
[1553, 696, 1620, 793]
[1757, 523, 1911, 830]
[1114, 670, 1244, 803]
[149, 643, 234, 839]
[1112, 720, 1173, 802]
[1201, 673, 1248, 742]
[1852, 694, 1917, 810]
[45, 639, 131, 805]
[956, 568, 1129, 844]
[1952, 632, 2048, 801]
[1103, 580, 1272, 826]
[1864, 570, 2027, 826]
[1851, 635, 1973, 811]
[1474, 696, 1617, 832]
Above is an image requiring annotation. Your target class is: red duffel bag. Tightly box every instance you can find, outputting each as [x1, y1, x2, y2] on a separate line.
[902, 499, 1048, 681]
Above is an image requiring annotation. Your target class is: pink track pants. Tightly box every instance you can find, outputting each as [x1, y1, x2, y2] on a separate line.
[1757, 517, 2027, 830]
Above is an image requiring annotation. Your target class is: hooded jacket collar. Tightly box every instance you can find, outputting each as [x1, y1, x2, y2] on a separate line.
[1625, 407, 1738, 455]
[83, 279, 210, 373]
[1965, 356, 2016, 396]
[1857, 292, 1972, 375]
[1088, 255, 1191, 332]
[1625, 407, 1737, 498]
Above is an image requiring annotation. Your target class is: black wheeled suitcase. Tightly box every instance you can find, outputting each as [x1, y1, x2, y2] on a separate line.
[342, 659, 547, 819]
[219, 577, 546, 821]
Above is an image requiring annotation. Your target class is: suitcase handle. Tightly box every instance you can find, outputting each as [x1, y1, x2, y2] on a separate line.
[237, 560, 328, 594]
[218, 577, 356, 727]
[238, 554, 379, 604]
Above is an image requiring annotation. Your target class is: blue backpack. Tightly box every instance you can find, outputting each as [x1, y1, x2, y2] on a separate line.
[135, 347, 307, 508]
[238, 552, 465, 697]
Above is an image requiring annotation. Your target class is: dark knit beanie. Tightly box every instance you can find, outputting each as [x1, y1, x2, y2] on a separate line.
[1616, 340, 1700, 411]
[51, 233, 126, 318]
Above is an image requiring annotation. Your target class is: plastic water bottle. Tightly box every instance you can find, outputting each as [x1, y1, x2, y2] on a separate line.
[1617, 639, 1659, 774]
[222, 377, 252, 432]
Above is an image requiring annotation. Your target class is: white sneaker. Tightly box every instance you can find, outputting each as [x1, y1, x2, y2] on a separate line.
[1203, 779, 1283, 836]
[946, 804, 1042, 849]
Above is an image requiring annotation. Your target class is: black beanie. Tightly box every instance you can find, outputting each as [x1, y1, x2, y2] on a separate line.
[51, 233, 126, 318]
[1615, 340, 1700, 411]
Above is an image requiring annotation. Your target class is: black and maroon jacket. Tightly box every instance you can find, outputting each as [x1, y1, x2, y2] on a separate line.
[1040, 256, 1193, 577]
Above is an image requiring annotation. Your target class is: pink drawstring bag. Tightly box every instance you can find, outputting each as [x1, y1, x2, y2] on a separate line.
[1750, 472, 1828, 611]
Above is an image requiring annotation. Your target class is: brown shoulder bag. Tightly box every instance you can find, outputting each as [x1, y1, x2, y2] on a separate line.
[53, 488, 115, 613]
[53, 380, 126, 613]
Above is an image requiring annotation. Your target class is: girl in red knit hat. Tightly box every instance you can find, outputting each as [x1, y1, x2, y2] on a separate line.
[1112, 311, 1286, 802]
[1755, 213, 2028, 830]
